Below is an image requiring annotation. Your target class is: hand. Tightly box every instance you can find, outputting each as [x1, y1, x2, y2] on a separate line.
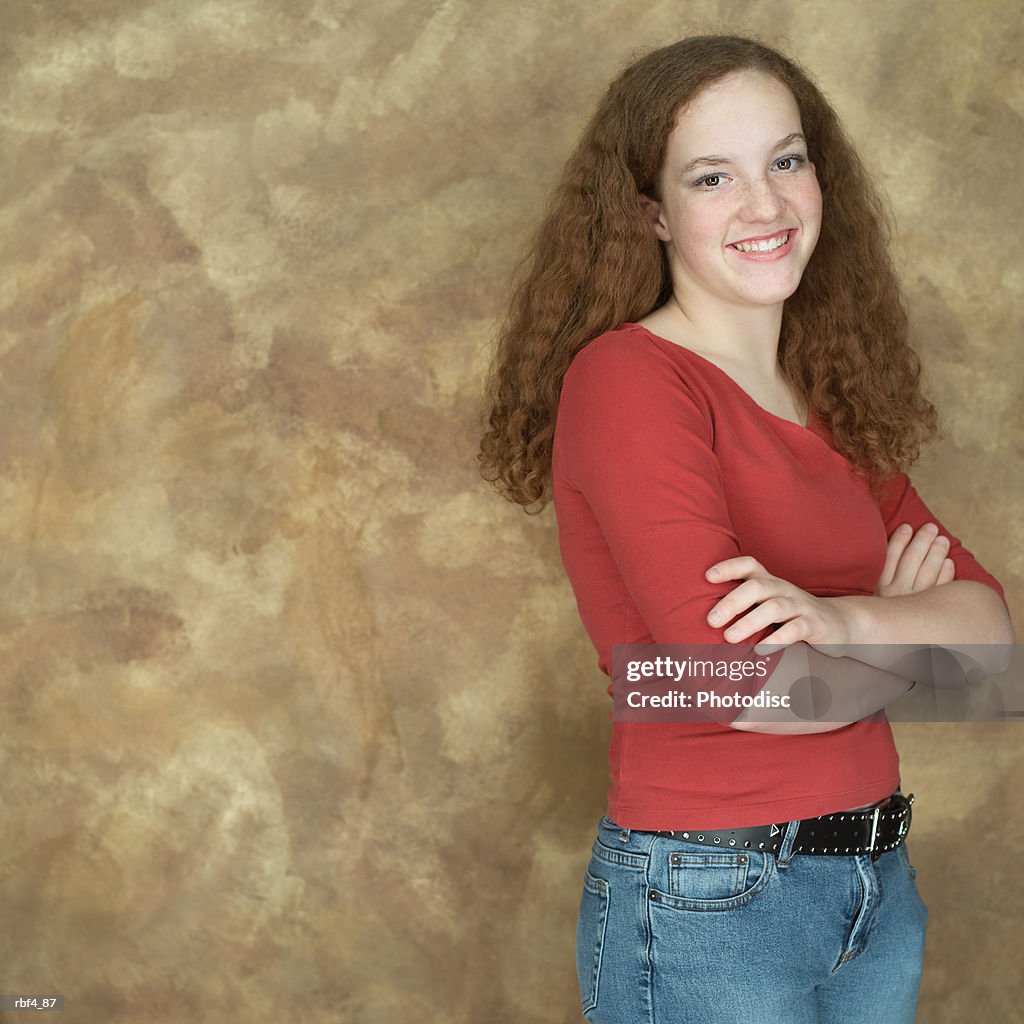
[875, 522, 955, 597]
[704, 557, 855, 654]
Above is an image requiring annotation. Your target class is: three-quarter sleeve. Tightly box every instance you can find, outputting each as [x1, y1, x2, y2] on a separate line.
[554, 338, 757, 646]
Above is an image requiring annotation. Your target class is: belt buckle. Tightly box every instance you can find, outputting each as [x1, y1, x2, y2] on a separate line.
[896, 791, 913, 843]
[869, 791, 913, 861]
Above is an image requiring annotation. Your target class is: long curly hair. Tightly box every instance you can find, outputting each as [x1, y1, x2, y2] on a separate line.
[478, 34, 937, 513]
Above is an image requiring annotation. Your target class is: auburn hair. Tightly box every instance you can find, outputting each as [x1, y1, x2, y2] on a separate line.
[477, 34, 937, 513]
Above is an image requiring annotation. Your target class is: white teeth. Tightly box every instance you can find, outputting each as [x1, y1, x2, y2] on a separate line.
[734, 232, 789, 253]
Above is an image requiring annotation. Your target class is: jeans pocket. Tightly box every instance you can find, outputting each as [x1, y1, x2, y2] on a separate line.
[653, 847, 775, 911]
[575, 869, 610, 1015]
[668, 851, 749, 900]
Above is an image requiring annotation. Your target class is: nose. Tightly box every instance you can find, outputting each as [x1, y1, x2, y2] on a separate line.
[738, 176, 786, 223]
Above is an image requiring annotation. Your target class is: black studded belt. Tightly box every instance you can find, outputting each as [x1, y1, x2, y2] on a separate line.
[652, 791, 914, 861]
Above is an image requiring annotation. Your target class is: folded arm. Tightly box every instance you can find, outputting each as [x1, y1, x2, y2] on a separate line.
[833, 470, 1015, 677]
[831, 582, 1014, 675]
[716, 527, 1013, 732]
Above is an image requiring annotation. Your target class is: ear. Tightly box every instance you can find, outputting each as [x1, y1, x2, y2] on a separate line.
[639, 194, 672, 242]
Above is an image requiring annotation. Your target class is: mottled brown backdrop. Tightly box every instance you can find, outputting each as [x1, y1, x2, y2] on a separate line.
[0, 1, 1021, 1021]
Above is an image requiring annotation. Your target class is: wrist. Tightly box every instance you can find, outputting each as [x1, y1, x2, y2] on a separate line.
[830, 595, 876, 648]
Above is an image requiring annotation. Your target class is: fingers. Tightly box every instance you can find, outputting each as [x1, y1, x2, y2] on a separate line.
[890, 522, 940, 592]
[878, 523, 953, 597]
[912, 529, 951, 590]
[718, 598, 794, 643]
[704, 558, 774, 630]
[706, 575, 785, 632]
[877, 523, 913, 590]
[706, 556, 766, 581]
[937, 557, 956, 585]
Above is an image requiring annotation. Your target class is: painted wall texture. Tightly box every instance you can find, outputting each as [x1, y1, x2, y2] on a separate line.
[0, 1, 1021, 1021]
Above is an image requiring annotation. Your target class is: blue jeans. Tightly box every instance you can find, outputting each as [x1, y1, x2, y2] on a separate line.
[576, 813, 928, 1023]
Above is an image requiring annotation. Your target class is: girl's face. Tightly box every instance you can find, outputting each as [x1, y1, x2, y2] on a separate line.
[643, 70, 823, 314]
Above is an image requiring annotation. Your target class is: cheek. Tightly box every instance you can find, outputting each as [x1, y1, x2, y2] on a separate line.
[794, 178, 823, 222]
[676, 199, 729, 249]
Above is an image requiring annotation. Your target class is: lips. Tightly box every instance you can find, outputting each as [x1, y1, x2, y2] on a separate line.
[728, 228, 797, 259]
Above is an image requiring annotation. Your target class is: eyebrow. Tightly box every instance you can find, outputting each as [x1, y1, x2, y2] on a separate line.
[679, 133, 808, 176]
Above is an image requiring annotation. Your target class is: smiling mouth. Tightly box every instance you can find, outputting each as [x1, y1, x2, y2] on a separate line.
[730, 230, 792, 253]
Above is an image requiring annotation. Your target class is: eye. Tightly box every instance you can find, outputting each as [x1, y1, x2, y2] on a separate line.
[774, 154, 806, 172]
[696, 173, 724, 189]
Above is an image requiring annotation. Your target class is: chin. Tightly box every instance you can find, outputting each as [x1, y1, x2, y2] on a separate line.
[741, 283, 802, 306]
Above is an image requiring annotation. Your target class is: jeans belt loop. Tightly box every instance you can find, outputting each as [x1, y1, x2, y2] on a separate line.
[867, 805, 881, 860]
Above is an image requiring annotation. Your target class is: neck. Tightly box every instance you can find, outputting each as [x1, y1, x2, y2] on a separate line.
[665, 292, 785, 379]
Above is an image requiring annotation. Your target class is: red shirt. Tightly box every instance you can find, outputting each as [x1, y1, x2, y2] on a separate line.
[551, 322, 1008, 830]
